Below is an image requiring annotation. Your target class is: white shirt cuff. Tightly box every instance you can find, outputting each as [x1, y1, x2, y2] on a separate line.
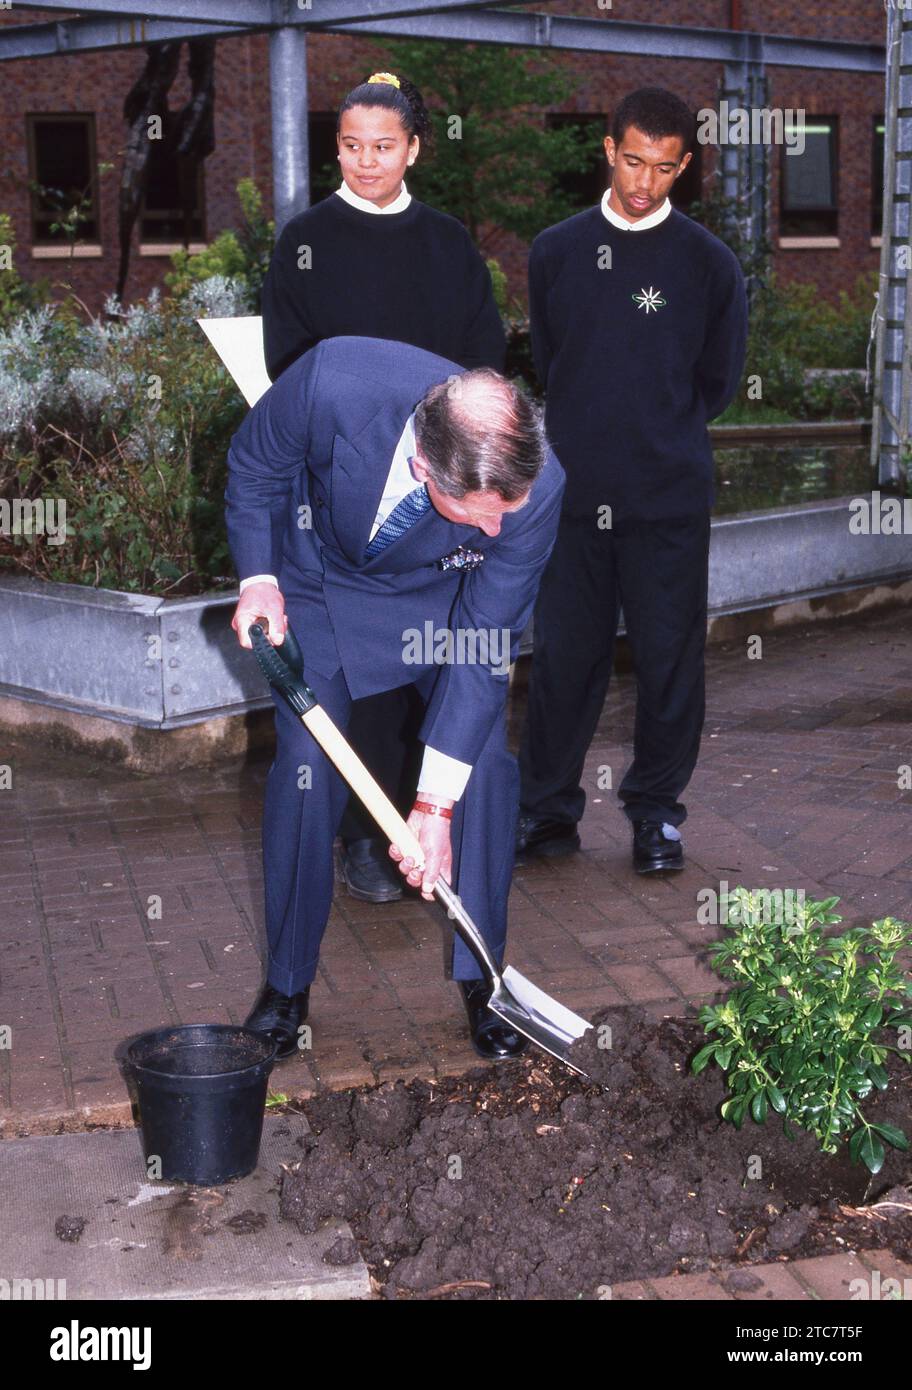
[239, 574, 279, 594]
[417, 745, 473, 801]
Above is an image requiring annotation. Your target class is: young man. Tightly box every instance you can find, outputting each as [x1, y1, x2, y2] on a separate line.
[516, 87, 748, 873]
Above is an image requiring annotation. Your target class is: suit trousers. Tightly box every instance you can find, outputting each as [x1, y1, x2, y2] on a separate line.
[518, 510, 712, 830]
[262, 660, 519, 994]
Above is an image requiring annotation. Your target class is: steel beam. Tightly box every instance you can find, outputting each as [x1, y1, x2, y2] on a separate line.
[326, 15, 884, 75]
[0, 18, 247, 58]
[0, 10, 886, 72]
[16, 0, 522, 29]
[19, 0, 267, 23]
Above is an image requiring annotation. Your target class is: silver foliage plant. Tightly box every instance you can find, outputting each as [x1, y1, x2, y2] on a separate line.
[0, 275, 252, 449]
[0, 307, 61, 441]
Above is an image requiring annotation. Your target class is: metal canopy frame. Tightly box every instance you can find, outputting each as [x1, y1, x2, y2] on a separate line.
[0, 5, 885, 73]
[2, 2, 897, 484]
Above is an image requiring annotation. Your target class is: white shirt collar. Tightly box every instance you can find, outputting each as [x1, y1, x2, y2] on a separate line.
[335, 180, 411, 215]
[369, 413, 419, 541]
[600, 190, 672, 231]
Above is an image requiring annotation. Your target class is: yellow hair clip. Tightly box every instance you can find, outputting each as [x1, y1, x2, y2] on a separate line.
[367, 72, 400, 89]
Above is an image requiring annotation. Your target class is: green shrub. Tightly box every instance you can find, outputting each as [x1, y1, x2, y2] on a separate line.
[0, 214, 48, 328]
[693, 888, 912, 1174]
[166, 178, 274, 310]
[724, 274, 876, 422]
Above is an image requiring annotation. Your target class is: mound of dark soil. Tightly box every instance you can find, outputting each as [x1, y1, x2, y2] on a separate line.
[279, 1006, 912, 1299]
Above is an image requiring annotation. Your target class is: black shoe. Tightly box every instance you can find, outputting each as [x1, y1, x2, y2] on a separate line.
[515, 812, 581, 864]
[458, 979, 529, 1061]
[341, 838, 403, 903]
[244, 982, 310, 1060]
[632, 820, 684, 874]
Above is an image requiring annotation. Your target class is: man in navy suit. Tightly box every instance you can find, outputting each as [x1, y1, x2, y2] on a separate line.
[225, 336, 564, 1061]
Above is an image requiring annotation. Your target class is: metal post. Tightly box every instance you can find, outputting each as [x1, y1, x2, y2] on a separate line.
[871, 2, 912, 489]
[719, 54, 768, 299]
[269, 24, 310, 234]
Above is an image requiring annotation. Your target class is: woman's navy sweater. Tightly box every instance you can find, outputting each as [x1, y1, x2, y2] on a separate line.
[261, 193, 506, 380]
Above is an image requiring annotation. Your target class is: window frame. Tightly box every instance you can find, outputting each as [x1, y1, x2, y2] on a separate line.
[779, 115, 839, 239]
[26, 112, 100, 247]
[138, 134, 207, 246]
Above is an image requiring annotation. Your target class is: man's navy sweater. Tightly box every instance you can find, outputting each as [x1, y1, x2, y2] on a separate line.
[529, 206, 748, 521]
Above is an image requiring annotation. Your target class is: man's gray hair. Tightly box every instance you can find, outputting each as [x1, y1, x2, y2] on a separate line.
[414, 369, 547, 502]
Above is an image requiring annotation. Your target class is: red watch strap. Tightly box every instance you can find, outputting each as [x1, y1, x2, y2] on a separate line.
[413, 800, 453, 820]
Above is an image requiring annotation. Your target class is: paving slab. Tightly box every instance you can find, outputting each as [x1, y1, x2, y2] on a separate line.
[0, 1114, 371, 1300]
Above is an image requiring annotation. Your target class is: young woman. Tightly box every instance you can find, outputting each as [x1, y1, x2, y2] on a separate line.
[260, 72, 506, 904]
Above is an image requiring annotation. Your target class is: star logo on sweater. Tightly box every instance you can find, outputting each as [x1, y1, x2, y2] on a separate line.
[632, 286, 667, 314]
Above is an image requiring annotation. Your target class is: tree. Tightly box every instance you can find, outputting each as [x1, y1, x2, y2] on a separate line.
[363, 38, 596, 250]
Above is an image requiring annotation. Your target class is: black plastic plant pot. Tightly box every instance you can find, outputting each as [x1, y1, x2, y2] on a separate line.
[126, 1024, 277, 1185]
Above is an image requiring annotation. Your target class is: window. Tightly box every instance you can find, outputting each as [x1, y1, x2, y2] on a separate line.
[780, 117, 838, 237]
[873, 118, 885, 238]
[140, 120, 205, 243]
[547, 113, 608, 211]
[27, 113, 99, 245]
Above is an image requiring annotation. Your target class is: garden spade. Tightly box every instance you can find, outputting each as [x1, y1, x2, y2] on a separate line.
[247, 621, 594, 1077]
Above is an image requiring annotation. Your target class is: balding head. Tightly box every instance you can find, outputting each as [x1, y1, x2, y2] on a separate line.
[414, 368, 547, 503]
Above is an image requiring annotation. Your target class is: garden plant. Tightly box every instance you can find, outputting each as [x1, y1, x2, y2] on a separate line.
[693, 887, 912, 1174]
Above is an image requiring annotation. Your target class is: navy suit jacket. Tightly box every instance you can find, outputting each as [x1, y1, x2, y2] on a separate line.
[225, 336, 564, 769]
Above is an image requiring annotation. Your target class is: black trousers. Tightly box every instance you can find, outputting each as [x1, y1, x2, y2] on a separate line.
[338, 686, 425, 844]
[518, 511, 712, 830]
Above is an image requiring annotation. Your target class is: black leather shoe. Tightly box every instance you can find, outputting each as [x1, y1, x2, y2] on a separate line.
[632, 820, 684, 874]
[244, 982, 310, 1060]
[515, 812, 581, 864]
[341, 837, 403, 903]
[458, 979, 529, 1061]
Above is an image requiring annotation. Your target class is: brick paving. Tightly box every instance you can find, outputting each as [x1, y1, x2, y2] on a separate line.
[1, 605, 911, 1133]
[612, 1249, 912, 1301]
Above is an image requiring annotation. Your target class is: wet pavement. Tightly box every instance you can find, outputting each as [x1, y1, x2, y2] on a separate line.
[1, 605, 911, 1134]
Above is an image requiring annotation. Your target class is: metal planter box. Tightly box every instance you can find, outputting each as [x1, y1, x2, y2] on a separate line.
[0, 578, 266, 728]
[1, 497, 911, 729]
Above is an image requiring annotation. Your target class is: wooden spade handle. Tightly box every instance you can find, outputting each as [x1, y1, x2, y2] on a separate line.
[301, 705, 426, 866]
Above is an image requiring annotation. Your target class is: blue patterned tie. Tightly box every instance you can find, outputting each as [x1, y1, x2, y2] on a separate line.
[364, 483, 432, 559]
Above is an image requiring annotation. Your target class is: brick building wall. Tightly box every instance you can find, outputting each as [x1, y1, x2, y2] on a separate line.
[0, 2, 888, 311]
